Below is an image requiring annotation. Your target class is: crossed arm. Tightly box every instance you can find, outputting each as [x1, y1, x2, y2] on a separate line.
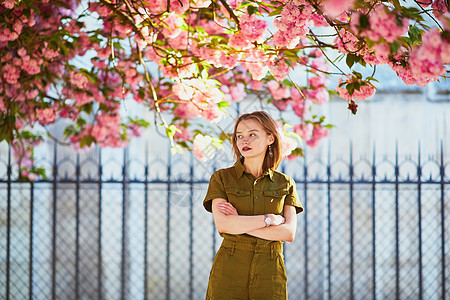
[211, 198, 298, 242]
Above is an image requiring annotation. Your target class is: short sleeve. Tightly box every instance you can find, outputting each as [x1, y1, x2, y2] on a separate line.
[284, 177, 303, 214]
[203, 171, 228, 213]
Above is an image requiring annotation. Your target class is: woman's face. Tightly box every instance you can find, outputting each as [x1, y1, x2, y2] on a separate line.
[235, 119, 274, 160]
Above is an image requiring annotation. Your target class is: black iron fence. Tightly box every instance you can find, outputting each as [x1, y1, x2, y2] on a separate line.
[0, 142, 449, 300]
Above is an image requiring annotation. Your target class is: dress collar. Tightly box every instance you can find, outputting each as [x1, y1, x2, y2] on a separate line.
[234, 160, 274, 182]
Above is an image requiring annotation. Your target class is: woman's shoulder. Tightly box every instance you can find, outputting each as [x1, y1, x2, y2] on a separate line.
[271, 169, 295, 183]
[210, 164, 238, 178]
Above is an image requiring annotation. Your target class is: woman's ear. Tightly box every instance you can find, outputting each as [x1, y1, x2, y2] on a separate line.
[268, 133, 275, 145]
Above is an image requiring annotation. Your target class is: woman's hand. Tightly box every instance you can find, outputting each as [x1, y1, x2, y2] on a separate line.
[268, 214, 285, 226]
[217, 202, 238, 216]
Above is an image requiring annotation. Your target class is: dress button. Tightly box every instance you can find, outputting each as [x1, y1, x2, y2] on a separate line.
[256, 246, 260, 250]
[255, 196, 259, 199]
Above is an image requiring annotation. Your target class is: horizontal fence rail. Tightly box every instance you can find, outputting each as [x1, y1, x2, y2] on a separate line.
[0, 142, 449, 300]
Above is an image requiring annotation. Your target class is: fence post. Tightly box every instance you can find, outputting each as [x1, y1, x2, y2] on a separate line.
[98, 148, 103, 300]
[395, 141, 400, 300]
[166, 146, 171, 300]
[371, 143, 377, 300]
[144, 145, 149, 300]
[417, 143, 423, 300]
[51, 142, 57, 300]
[349, 141, 354, 300]
[440, 141, 446, 300]
[6, 145, 11, 300]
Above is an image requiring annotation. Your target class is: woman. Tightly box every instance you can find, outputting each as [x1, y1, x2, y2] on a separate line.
[203, 111, 303, 300]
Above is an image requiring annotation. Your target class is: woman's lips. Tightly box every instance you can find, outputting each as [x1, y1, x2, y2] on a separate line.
[242, 147, 251, 151]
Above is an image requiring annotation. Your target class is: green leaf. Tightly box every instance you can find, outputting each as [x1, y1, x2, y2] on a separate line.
[353, 71, 363, 80]
[80, 135, 95, 148]
[217, 101, 230, 109]
[247, 5, 259, 16]
[359, 14, 370, 31]
[347, 83, 355, 96]
[81, 102, 93, 115]
[390, 42, 400, 55]
[366, 76, 379, 83]
[166, 124, 181, 139]
[76, 118, 87, 127]
[346, 53, 358, 68]
[63, 125, 76, 137]
[392, 0, 401, 10]
[268, 5, 284, 17]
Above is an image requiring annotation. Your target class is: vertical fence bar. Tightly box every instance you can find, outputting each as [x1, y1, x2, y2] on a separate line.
[212, 158, 217, 262]
[121, 148, 129, 300]
[327, 144, 332, 300]
[395, 142, 400, 300]
[51, 142, 57, 300]
[440, 141, 446, 300]
[144, 145, 149, 300]
[75, 153, 80, 300]
[417, 143, 423, 300]
[98, 149, 103, 300]
[303, 149, 308, 300]
[371, 144, 376, 300]
[29, 181, 34, 300]
[189, 151, 194, 300]
[349, 142, 354, 300]
[166, 147, 171, 300]
[6, 146, 11, 300]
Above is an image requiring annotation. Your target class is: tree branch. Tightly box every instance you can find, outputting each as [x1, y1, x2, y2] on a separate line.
[217, 0, 240, 30]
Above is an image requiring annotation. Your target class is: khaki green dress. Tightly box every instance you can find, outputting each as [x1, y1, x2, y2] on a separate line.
[203, 161, 303, 300]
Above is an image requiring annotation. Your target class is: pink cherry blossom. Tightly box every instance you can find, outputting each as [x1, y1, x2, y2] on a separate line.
[292, 99, 311, 119]
[269, 59, 290, 81]
[268, 80, 290, 100]
[272, 99, 290, 111]
[161, 12, 184, 39]
[173, 125, 193, 142]
[307, 88, 329, 104]
[229, 33, 252, 49]
[2, 0, 16, 9]
[239, 13, 267, 43]
[241, 49, 270, 80]
[306, 125, 329, 147]
[321, 0, 355, 18]
[363, 5, 409, 43]
[3, 64, 20, 84]
[309, 75, 329, 89]
[336, 76, 376, 101]
[193, 134, 216, 162]
[294, 123, 313, 141]
[281, 135, 297, 157]
[36, 107, 57, 125]
[174, 102, 200, 120]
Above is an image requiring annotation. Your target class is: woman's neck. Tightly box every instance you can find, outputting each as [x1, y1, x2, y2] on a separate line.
[242, 157, 264, 178]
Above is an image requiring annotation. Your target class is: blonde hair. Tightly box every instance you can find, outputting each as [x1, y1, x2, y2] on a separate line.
[231, 111, 282, 171]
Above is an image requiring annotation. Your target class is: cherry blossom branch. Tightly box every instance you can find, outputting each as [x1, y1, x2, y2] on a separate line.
[217, 0, 240, 30]
[413, 0, 444, 31]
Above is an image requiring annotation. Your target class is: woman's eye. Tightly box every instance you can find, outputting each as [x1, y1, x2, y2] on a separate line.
[237, 135, 242, 139]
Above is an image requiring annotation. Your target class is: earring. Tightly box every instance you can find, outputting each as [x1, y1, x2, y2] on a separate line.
[268, 145, 273, 158]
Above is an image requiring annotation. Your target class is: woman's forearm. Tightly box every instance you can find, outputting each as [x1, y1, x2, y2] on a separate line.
[246, 223, 295, 242]
[247, 205, 298, 242]
[212, 198, 266, 234]
[216, 214, 266, 235]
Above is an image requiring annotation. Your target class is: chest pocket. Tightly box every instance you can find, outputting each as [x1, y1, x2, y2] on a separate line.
[226, 188, 251, 215]
[264, 189, 289, 215]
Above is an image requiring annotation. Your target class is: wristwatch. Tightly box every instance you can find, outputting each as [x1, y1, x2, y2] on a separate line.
[264, 214, 271, 227]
